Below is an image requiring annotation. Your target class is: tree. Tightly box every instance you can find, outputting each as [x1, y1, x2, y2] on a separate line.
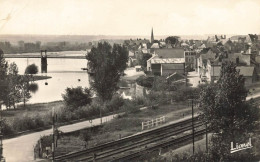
[198, 62, 259, 160]
[0, 48, 8, 103]
[18, 75, 31, 107]
[140, 53, 152, 69]
[86, 42, 128, 123]
[86, 42, 128, 102]
[5, 62, 20, 109]
[62, 86, 92, 109]
[165, 36, 180, 47]
[25, 64, 38, 75]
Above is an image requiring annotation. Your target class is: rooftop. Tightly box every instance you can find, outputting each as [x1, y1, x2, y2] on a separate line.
[151, 58, 185, 64]
[154, 48, 184, 58]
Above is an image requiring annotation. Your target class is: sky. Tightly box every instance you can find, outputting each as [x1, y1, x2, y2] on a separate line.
[0, 0, 260, 36]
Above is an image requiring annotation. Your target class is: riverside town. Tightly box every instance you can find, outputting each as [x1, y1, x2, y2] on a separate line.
[0, 0, 260, 161]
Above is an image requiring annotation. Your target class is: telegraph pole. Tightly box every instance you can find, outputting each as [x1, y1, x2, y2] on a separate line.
[206, 122, 208, 153]
[191, 99, 195, 155]
[0, 101, 5, 161]
[52, 107, 55, 162]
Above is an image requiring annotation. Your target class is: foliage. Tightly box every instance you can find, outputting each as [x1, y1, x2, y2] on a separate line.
[105, 95, 125, 112]
[165, 36, 180, 47]
[28, 83, 39, 93]
[0, 57, 33, 108]
[12, 114, 45, 131]
[19, 75, 32, 107]
[151, 76, 169, 91]
[25, 63, 38, 75]
[1, 119, 14, 135]
[80, 130, 92, 144]
[62, 86, 92, 109]
[0, 48, 8, 103]
[136, 75, 154, 88]
[139, 53, 152, 68]
[198, 62, 259, 160]
[145, 91, 170, 106]
[86, 42, 128, 102]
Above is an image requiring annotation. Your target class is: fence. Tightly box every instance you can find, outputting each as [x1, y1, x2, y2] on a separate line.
[142, 116, 166, 130]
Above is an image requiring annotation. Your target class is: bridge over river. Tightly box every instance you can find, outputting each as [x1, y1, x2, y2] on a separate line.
[3, 51, 88, 59]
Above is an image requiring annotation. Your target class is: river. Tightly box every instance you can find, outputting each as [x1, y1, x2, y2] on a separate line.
[5, 57, 89, 103]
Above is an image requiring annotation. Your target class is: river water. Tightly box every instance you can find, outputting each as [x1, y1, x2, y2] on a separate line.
[5, 57, 90, 103]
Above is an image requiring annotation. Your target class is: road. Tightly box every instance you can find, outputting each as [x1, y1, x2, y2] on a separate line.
[3, 114, 115, 162]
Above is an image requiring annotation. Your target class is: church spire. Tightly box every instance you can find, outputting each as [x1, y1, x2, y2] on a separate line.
[151, 27, 154, 44]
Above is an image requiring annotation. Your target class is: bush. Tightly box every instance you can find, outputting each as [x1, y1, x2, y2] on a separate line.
[79, 130, 92, 143]
[145, 91, 170, 106]
[105, 95, 125, 112]
[171, 87, 199, 102]
[12, 114, 46, 132]
[123, 100, 140, 114]
[2, 119, 14, 135]
[62, 86, 92, 109]
[136, 76, 154, 88]
[132, 97, 145, 106]
[28, 83, 39, 93]
[25, 64, 38, 74]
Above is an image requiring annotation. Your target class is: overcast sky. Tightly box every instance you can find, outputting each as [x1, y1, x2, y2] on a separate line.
[0, 0, 260, 35]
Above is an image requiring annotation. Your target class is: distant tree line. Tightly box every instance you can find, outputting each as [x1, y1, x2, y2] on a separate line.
[0, 41, 93, 54]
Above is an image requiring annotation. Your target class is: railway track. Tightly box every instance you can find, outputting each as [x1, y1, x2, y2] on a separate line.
[54, 97, 260, 161]
[113, 129, 206, 162]
[55, 117, 201, 161]
[77, 122, 204, 162]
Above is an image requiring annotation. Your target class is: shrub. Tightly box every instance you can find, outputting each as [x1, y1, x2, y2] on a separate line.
[2, 119, 14, 135]
[12, 114, 46, 132]
[62, 86, 92, 109]
[132, 97, 145, 106]
[123, 100, 140, 114]
[28, 83, 39, 93]
[145, 91, 170, 106]
[79, 130, 92, 144]
[136, 76, 154, 88]
[25, 64, 38, 74]
[105, 95, 125, 112]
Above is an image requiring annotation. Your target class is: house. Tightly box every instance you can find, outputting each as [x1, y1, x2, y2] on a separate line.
[223, 39, 234, 51]
[184, 51, 197, 71]
[206, 66, 257, 85]
[197, 48, 217, 76]
[150, 43, 160, 49]
[227, 53, 251, 66]
[147, 48, 185, 76]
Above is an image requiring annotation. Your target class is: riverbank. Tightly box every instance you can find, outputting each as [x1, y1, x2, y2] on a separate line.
[29, 75, 52, 81]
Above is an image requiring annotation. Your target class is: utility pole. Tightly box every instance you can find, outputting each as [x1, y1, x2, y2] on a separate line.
[191, 99, 195, 155]
[0, 101, 4, 161]
[52, 107, 55, 162]
[206, 121, 208, 154]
